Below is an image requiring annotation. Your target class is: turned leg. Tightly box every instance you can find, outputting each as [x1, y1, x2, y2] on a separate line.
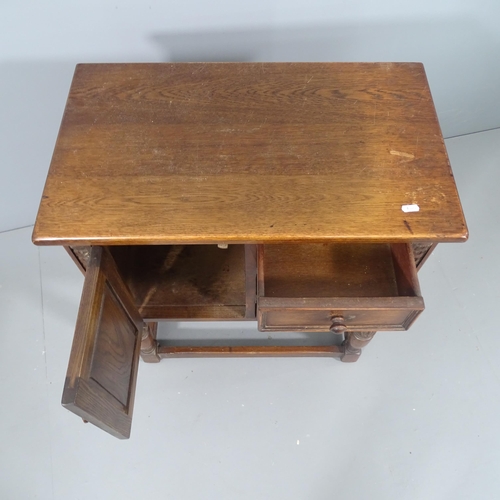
[340, 331, 376, 362]
[140, 322, 160, 363]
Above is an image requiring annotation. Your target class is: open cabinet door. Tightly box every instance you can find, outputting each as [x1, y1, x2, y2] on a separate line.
[62, 246, 144, 439]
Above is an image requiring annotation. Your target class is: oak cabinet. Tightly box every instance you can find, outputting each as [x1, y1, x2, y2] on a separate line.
[33, 63, 467, 438]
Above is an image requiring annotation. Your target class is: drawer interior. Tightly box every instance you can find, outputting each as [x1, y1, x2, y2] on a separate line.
[257, 243, 423, 332]
[260, 243, 420, 299]
[110, 245, 251, 320]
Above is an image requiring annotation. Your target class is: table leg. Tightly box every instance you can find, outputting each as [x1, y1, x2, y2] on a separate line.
[140, 322, 160, 362]
[340, 331, 376, 362]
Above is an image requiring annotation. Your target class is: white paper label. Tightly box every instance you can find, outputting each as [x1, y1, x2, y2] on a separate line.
[401, 204, 420, 213]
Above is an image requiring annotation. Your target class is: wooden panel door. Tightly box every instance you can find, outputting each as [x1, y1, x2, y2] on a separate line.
[62, 246, 144, 439]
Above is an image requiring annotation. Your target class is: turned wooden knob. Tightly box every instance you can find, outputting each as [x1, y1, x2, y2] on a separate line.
[330, 316, 347, 334]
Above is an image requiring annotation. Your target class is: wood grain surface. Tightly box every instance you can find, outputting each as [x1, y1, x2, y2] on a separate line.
[158, 345, 343, 358]
[33, 62, 467, 245]
[261, 243, 400, 297]
[62, 246, 143, 439]
[109, 244, 247, 320]
[257, 242, 424, 332]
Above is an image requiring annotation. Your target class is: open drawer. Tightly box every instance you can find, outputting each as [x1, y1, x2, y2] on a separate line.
[257, 243, 424, 332]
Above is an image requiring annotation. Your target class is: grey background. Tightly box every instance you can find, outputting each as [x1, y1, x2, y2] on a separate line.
[1, 0, 500, 232]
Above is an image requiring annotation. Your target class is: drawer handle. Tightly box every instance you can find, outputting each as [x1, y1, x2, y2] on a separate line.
[330, 316, 347, 334]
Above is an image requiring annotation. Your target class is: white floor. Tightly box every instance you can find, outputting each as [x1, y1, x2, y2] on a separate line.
[1, 128, 499, 500]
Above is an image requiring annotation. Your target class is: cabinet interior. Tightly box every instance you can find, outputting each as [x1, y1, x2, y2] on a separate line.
[71, 242, 421, 322]
[109, 245, 248, 320]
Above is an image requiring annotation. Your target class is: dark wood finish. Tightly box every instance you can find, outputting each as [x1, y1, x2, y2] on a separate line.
[32, 63, 468, 439]
[62, 246, 143, 439]
[261, 243, 402, 298]
[413, 242, 438, 270]
[33, 63, 467, 247]
[244, 244, 258, 318]
[139, 305, 247, 320]
[257, 243, 424, 332]
[70, 246, 91, 269]
[158, 345, 342, 358]
[141, 322, 160, 363]
[65, 246, 87, 274]
[330, 316, 347, 334]
[341, 332, 377, 362]
[110, 245, 247, 320]
[391, 243, 421, 296]
[258, 303, 423, 332]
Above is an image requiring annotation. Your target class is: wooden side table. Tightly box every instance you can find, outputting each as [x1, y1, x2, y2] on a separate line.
[33, 63, 467, 438]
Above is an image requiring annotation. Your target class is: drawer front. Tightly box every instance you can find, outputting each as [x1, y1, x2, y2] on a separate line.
[257, 298, 424, 332]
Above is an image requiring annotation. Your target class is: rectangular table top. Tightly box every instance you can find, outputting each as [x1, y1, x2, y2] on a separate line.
[33, 62, 467, 246]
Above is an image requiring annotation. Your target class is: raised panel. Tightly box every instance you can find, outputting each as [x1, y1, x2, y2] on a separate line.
[62, 246, 143, 439]
[89, 285, 138, 408]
